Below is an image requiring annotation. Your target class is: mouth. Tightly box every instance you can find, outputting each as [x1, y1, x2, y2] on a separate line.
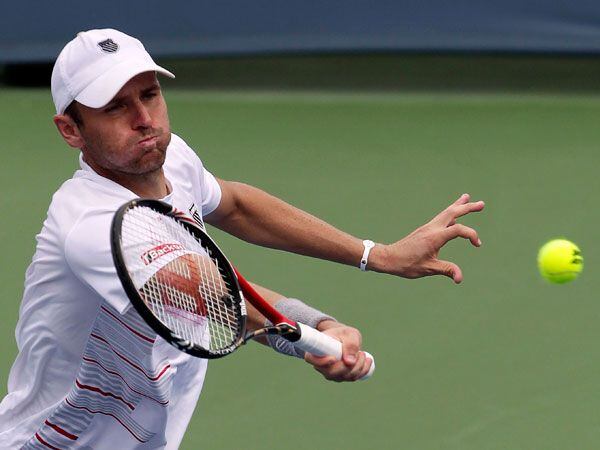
[137, 135, 159, 149]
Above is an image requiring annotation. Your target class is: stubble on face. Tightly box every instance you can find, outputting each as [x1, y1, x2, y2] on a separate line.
[76, 72, 172, 180]
[80, 124, 171, 176]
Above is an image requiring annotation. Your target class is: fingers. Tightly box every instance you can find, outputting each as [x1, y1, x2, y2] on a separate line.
[341, 351, 372, 381]
[453, 201, 485, 221]
[433, 223, 480, 283]
[443, 223, 482, 247]
[429, 259, 463, 284]
[306, 351, 372, 382]
[434, 194, 485, 226]
[453, 193, 470, 205]
[304, 353, 336, 370]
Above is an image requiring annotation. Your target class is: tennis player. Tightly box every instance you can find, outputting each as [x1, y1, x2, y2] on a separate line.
[0, 29, 484, 449]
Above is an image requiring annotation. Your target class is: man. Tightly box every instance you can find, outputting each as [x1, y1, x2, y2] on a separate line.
[0, 29, 484, 449]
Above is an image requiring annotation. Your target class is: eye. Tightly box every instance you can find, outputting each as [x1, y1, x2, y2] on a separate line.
[143, 90, 159, 100]
[104, 103, 124, 113]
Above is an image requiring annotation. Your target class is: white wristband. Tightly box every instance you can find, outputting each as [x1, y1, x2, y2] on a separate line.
[359, 239, 375, 271]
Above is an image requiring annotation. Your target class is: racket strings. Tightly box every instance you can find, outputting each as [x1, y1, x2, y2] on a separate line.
[120, 206, 242, 352]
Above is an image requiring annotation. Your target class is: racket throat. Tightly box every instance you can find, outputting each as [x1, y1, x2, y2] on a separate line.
[244, 321, 301, 343]
[276, 321, 301, 342]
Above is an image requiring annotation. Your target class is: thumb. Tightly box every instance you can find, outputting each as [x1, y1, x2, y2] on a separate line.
[342, 340, 359, 366]
[430, 259, 463, 284]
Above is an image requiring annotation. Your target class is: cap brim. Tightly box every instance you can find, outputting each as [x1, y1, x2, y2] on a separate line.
[75, 59, 175, 110]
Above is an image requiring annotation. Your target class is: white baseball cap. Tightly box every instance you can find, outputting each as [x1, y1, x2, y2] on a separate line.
[51, 28, 175, 115]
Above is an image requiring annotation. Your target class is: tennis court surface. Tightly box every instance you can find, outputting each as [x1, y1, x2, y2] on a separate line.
[1, 82, 599, 449]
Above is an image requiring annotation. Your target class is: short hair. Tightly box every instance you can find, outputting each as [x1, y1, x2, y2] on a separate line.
[64, 101, 83, 126]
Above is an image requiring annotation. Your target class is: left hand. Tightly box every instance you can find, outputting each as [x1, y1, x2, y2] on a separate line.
[304, 320, 372, 382]
[369, 193, 484, 283]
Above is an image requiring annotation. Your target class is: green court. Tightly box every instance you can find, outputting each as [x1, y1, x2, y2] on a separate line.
[1, 84, 599, 449]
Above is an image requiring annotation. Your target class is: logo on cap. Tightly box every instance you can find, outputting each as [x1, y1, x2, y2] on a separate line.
[98, 39, 119, 53]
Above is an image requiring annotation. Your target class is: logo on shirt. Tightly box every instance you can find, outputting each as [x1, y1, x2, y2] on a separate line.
[188, 203, 205, 230]
[141, 243, 184, 265]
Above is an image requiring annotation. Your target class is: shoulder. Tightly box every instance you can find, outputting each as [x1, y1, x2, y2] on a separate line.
[51, 176, 131, 217]
[167, 133, 202, 163]
[165, 132, 212, 177]
[45, 174, 133, 244]
[63, 206, 115, 266]
[164, 133, 222, 214]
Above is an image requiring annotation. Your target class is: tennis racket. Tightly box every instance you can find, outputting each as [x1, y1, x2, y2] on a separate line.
[110, 198, 375, 380]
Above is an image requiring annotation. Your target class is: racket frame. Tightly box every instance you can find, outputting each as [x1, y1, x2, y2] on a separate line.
[111, 198, 247, 359]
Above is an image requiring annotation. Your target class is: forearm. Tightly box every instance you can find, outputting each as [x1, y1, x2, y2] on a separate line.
[206, 180, 371, 269]
[246, 284, 334, 330]
[245, 283, 336, 355]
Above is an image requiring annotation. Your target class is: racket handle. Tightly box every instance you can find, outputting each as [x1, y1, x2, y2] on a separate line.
[295, 323, 375, 380]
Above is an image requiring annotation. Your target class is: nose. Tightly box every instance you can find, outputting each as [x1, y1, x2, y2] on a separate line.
[131, 100, 152, 129]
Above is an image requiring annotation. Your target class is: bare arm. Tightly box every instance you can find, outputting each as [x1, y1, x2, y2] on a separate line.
[205, 179, 485, 283]
[205, 179, 364, 267]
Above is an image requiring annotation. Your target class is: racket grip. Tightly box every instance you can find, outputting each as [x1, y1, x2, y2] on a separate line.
[295, 322, 375, 380]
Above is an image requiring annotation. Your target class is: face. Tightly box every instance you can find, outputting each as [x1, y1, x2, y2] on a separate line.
[66, 72, 171, 177]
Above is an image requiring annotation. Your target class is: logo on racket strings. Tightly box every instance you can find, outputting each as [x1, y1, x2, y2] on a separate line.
[141, 243, 184, 265]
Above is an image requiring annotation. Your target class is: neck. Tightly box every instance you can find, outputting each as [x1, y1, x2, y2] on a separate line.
[112, 170, 170, 199]
[84, 158, 169, 199]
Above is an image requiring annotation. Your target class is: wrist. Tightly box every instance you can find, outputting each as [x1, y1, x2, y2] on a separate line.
[267, 298, 336, 329]
[265, 298, 337, 359]
[359, 239, 375, 271]
[367, 243, 389, 273]
[358, 241, 386, 272]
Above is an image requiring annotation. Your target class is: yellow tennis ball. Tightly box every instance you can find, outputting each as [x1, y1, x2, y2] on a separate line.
[537, 239, 583, 284]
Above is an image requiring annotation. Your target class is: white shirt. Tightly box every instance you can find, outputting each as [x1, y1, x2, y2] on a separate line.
[0, 134, 222, 449]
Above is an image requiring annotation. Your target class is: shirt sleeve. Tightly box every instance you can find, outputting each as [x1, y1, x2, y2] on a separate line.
[197, 166, 221, 216]
[169, 134, 222, 216]
[64, 207, 131, 314]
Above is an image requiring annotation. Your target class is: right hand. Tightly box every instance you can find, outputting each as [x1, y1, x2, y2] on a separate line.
[304, 320, 372, 382]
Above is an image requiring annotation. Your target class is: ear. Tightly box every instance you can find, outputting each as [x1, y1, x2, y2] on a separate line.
[53, 114, 84, 149]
